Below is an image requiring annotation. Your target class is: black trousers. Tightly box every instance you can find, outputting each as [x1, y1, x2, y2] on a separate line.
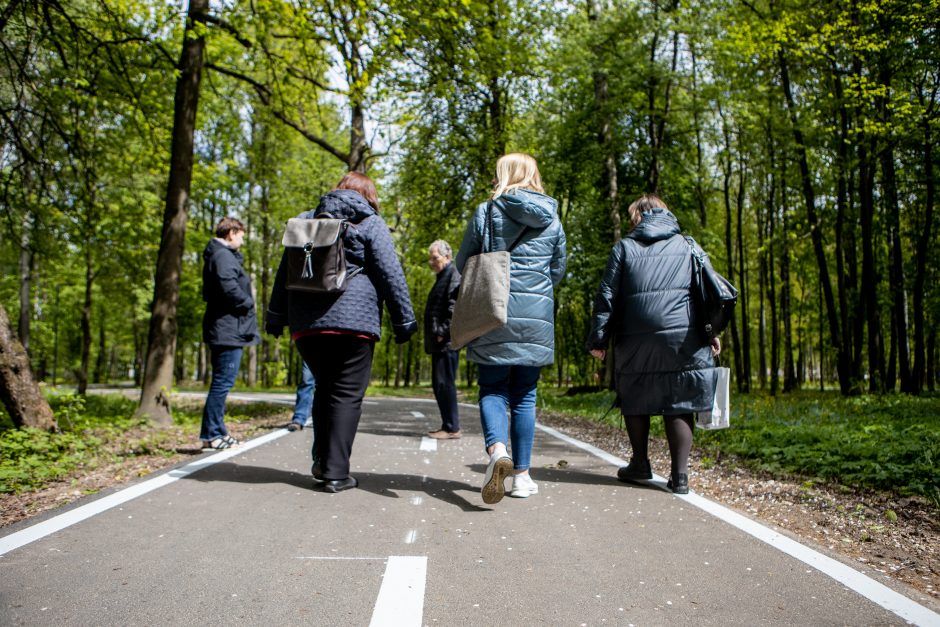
[297, 334, 375, 480]
[431, 350, 460, 432]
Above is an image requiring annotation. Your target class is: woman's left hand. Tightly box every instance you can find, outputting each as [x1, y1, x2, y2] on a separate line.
[711, 337, 721, 356]
[590, 348, 606, 361]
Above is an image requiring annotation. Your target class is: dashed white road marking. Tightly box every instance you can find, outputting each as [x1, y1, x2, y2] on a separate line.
[409, 496, 423, 506]
[403, 529, 418, 544]
[369, 556, 427, 627]
[535, 423, 940, 627]
[410, 411, 425, 418]
[419, 437, 437, 452]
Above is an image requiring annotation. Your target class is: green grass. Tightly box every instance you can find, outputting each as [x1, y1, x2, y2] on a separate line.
[0, 391, 286, 494]
[537, 387, 940, 504]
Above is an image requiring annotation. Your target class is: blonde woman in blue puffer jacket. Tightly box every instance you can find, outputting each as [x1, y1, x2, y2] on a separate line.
[455, 153, 567, 505]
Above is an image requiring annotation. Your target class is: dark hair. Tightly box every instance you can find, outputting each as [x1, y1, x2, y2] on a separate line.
[215, 216, 245, 238]
[334, 172, 380, 212]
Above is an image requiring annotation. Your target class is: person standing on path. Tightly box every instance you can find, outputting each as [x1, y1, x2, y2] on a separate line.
[200, 216, 261, 450]
[266, 172, 417, 493]
[586, 194, 721, 494]
[455, 153, 567, 504]
[287, 359, 314, 431]
[425, 240, 462, 440]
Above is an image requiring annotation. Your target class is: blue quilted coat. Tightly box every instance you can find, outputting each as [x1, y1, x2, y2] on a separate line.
[587, 208, 717, 415]
[267, 190, 417, 342]
[455, 189, 567, 366]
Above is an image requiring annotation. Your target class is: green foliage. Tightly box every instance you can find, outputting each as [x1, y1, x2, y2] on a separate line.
[0, 427, 102, 493]
[540, 389, 940, 500]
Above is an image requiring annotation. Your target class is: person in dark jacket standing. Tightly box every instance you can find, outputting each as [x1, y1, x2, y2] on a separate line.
[266, 172, 417, 493]
[587, 194, 721, 494]
[200, 216, 261, 450]
[456, 153, 567, 504]
[425, 240, 462, 439]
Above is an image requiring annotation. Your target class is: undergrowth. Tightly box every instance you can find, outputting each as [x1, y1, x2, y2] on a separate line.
[538, 388, 940, 505]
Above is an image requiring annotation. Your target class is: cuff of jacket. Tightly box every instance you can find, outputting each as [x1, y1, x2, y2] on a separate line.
[266, 308, 288, 328]
[393, 319, 418, 340]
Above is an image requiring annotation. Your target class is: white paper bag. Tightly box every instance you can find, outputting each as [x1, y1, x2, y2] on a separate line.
[696, 367, 730, 430]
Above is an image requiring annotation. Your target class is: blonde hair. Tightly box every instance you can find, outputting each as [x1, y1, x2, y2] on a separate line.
[492, 153, 544, 198]
[626, 194, 668, 228]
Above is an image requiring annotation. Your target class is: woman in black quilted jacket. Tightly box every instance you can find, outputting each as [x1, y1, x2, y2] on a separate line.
[267, 172, 418, 493]
[587, 194, 720, 494]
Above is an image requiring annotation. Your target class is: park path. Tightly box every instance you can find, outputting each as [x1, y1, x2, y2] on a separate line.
[1, 394, 937, 626]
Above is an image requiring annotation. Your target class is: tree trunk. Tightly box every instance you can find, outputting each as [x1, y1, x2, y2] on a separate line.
[93, 305, 107, 384]
[0, 302, 56, 430]
[912, 115, 935, 393]
[136, 0, 208, 424]
[780, 191, 797, 392]
[881, 144, 912, 392]
[17, 212, 32, 351]
[833, 74, 862, 393]
[736, 146, 751, 392]
[722, 137, 743, 389]
[858, 139, 883, 393]
[778, 51, 849, 394]
[77, 249, 93, 395]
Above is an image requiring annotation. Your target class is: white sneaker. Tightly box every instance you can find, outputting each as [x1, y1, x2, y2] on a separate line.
[509, 473, 539, 498]
[482, 452, 514, 504]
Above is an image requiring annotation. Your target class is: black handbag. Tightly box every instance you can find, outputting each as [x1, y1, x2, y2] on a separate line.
[685, 236, 738, 339]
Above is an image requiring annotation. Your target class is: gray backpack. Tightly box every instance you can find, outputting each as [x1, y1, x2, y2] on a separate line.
[281, 216, 360, 293]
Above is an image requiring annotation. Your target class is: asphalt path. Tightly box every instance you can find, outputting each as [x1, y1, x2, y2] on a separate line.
[1, 393, 938, 626]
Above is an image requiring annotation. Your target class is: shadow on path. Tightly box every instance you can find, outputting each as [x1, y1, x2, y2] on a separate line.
[184, 463, 489, 512]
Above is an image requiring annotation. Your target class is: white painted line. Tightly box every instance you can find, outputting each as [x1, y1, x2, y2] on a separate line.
[419, 437, 437, 452]
[409, 495, 423, 506]
[535, 422, 940, 626]
[403, 529, 418, 544]
[0, 428, 291, 557]
[410, 411, 425, 418]
[369, 556, 427, 627]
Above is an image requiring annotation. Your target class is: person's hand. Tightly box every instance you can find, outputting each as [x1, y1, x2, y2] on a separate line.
[590, 348, 606, 361]
[436, 336, 444, 343]
[395, 333, 411, 345]
[265, 323, 283, 338]
[710, 336, 721, 356]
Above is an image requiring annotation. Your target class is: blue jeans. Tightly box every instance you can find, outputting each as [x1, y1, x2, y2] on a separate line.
[292, 360, 315, 425]
[477, 364, 542, 470]
[201, 346, 243, 441]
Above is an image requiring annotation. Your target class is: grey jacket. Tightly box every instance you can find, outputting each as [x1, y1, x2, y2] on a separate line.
[455, 189, 567, 366]
[587, 208, 717, 415]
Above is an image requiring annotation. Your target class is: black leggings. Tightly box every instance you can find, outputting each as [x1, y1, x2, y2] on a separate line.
[622, 413, 694, 476]
[297, 334, 375, 480]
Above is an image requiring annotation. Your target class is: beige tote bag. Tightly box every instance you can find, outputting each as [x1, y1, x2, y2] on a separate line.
[449, 202, 527, 350]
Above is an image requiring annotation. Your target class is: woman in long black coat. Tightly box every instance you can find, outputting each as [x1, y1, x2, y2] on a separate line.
[587, 194, 720, 494]
[266, 172, 417, 493]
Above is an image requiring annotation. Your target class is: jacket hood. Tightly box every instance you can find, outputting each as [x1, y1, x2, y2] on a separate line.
[627, 208, 681, 242]
[495, 189, 558, 228]
[203, 237, 241, 262]
[309, 189, 377, 222]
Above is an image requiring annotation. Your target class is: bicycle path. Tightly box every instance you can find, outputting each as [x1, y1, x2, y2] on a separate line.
[1, 394, 937, 625]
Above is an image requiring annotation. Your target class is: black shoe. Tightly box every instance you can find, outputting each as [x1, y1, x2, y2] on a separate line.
[311, 460, 325, 484]
[287, 422, 303, 432]
[667, 473, 689, 494]
[323, 476, 358, 493]
[617, 458, 653, 483]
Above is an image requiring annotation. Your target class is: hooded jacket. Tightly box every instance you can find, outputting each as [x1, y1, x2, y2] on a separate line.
[587, 208, 717, 415]
[455, 189, 567, 366]
[202, 238, 261, 347]
[267, 189, 417, 342]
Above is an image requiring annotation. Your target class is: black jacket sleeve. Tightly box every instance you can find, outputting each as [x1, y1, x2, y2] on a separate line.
[587, 242, 624, 350]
